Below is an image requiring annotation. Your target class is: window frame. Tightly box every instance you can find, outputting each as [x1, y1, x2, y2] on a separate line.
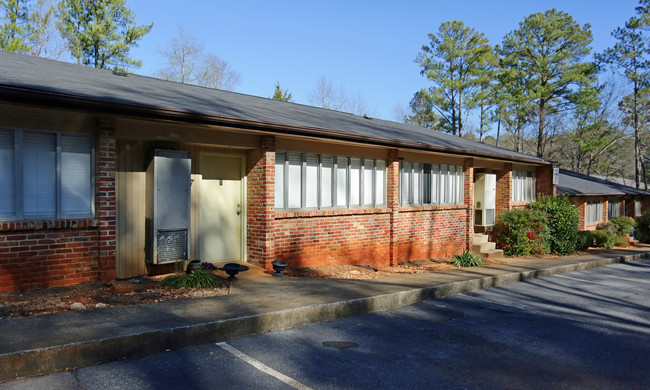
[512, 170, 536, 203]
[0, 128, 95, 221]
[274, 151, 387, 211]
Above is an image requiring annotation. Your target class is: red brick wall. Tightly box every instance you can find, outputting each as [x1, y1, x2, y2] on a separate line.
[0, 117, 116, 291]
[395, 206, 467, 262]
[536, 165, 555, 197]
[496, 163, 512, 219]
[246, 136, 276, 270]
[96, 118, 117, 281]
[275, 210, 391, 268]
[0, 222, 100, 291]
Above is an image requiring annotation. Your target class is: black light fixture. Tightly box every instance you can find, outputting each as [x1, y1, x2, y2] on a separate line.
[271, 260, 288, 277]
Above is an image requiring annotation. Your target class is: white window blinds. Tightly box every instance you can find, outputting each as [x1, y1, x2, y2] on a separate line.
[23, 132, 56, 218]
[275, 152, 386, 210]
[0, 130, 15, 217]
[305, 154, 319, 208]
[400, 161, 463, 206]
[275, 152, 285, 209]
[61, 134, 92, 217]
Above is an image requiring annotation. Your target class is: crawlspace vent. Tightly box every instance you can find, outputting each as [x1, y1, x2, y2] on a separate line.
[156, 230, 188, 262]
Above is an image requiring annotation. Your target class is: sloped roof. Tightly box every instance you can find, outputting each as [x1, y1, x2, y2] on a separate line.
[557, 169, 650, 196]
[0, 50, 550, 164]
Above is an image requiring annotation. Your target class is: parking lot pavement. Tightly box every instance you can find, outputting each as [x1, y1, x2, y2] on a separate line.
[2, 259, 649, 390]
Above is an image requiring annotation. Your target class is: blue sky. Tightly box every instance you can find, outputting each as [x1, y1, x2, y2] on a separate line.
[128, 0, 640, 123]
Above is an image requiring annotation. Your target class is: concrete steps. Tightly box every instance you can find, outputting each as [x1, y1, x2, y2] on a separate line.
[472, 233, 504, 259]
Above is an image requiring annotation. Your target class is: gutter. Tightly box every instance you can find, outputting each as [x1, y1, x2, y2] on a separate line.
[0, 85, 554, 166]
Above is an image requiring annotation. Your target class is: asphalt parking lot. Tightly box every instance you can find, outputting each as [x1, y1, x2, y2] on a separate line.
[3, 258, 649, 390]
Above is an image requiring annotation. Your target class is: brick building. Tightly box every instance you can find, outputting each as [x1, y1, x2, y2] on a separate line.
[0, 52, 555, 291]
[557, 169, 650, 230]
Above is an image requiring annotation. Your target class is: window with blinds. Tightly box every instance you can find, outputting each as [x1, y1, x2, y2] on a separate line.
[0, 129, 94, 220]
[586, 200, 602, 223]
[275, 152, 387, 210]
[608, 199, 621, 219]
[400, 161, 464, 205]
[512, 170, 536, 202]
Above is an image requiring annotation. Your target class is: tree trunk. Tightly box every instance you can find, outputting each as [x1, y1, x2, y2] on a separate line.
[634, 81, 641, 189]
[537, 100, 546, 158]
[496, 116, 501, 147]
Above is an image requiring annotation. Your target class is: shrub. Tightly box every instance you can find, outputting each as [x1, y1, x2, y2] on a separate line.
[596, 221, 616, 235]
[615, 235, 629, 247]
[608, 216, 636, 237]
[591, 230, 616, 249]
[634, 212, 650, 243]
[491, 208, 550, 256]
[159, 270, 226, 288]
[575, 231, 593, 251]
[528, 195, 579, 255]
[450, 251, 484, 267]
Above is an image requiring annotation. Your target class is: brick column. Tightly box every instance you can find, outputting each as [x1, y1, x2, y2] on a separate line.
[536, 164, 556, 197]
[96, 117, 117, 281]
[603, 199, 609, 222]
[577, 197, 587, 230]
[387, 149, 400, 266]
[246, 136, 276, 270]
[464, 158, 474, 251]
[495, 163, 513, 220]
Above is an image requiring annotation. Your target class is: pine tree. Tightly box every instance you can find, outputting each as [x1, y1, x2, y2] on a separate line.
[272, 82, 293, 102]
[57, 0, 153, 70]
[500, 9, 596, 158]
[415, 21, 493, 137]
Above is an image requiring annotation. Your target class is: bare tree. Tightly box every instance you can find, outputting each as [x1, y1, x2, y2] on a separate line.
[308, 76, 348, 111]
[308, 76, 375, 116]
[154, 25, 241, 90]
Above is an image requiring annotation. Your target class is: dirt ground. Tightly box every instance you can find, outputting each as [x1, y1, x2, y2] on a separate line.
[0, 257, 504, 318]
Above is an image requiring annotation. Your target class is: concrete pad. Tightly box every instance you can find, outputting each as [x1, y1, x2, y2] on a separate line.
[0, 248, 648, 382]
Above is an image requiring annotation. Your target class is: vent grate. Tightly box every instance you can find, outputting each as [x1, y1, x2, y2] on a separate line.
[156, 230, 188, 262]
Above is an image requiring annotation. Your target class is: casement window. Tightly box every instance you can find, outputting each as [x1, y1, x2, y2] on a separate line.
[275, 151, 386, 210]
[512, 170, 536, 202]
[608, 199, 621, 219]
[586, 200, 602, 223]
[0, 129, 94, 220]
[400, 161, 464, 205]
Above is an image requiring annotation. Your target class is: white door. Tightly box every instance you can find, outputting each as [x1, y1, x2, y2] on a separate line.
[200, 154, 243, 262]
[484, 174, 496, 225]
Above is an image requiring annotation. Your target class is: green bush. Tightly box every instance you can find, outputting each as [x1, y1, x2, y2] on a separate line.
[450, 251, 484, 267]
[159, 270, 226, 288]
[608, 216, 636, 237]
[634, 212, 650, 243]
[575, 231, 593, 251]
[591, 230, 616, 249]
[614, 236, 629, 247]
[596, 221, 616, 235]
[528, 195, 579, 255]
[491, 208, 550, 256]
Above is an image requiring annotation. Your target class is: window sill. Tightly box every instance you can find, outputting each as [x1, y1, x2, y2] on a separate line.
[0, 218, 100, 232]
[399, 204, 467, 212]
[276, 207, 391, 219]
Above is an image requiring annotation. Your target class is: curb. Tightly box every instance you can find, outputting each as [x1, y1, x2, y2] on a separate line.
[1, 252, 648, 382]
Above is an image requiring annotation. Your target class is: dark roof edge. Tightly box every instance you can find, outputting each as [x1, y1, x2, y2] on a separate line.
[1, 84, 554, 166]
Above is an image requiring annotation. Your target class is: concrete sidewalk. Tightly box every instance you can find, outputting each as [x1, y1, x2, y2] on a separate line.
[1, 248, 649, 382]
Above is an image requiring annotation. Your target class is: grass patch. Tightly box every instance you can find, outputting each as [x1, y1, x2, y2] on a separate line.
[159, 270, 227, 289]
[450, 251, 484, 267]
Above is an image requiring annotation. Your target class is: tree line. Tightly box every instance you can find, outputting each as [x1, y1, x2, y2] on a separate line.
[3, 1, 649, 187]
[405, 3, 650, 189]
